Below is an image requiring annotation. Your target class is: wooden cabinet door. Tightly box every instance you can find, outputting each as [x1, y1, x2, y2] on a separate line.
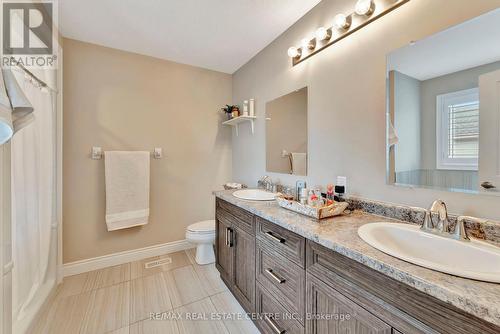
[231, 226, 256, 312]
[306, 274, 391, 334]
[215, 214, 233, 284]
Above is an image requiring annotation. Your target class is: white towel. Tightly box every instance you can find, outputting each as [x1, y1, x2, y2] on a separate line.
[105, 151, 150, 231]
[291, 152, 307, 175]
[388, 119, 399, 146]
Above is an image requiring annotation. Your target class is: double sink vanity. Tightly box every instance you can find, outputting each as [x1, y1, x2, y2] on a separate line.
[214, 8, 500, 334]
[214, 189, 500, 334]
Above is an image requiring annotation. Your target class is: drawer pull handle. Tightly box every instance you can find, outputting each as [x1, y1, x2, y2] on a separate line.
[264, 315, 285, 334]
[227, 228, 233, 247]
[265, 268, 285, 284]
[225, 228, 233, 247]
[265, 231, 285, 243]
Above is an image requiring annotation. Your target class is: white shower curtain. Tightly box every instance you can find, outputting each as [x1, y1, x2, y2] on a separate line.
[10, 69, 56, 321]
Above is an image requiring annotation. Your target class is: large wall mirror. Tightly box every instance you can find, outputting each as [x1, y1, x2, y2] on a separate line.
[266, 87, 308, 175]
[387, 9, 500, 195]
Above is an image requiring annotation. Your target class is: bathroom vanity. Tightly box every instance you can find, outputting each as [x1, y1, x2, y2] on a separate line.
[214, 190, 500, 334]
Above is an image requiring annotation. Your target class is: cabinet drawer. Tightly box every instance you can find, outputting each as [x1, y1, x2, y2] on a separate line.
[256, 217, 305, 268]
[256, 283, 304, 334]
[256, 242, 305, 323]
[217, 199, 254, 235]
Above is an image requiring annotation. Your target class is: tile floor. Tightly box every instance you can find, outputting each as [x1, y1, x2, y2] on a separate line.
[30, 248, 260, 334]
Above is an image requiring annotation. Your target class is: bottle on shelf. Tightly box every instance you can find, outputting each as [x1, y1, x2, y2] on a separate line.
[243, 100, 249, 116]
[249, 98, 255, 116]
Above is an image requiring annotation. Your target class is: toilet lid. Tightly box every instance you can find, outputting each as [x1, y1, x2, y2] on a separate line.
[187, 220, 215, 233]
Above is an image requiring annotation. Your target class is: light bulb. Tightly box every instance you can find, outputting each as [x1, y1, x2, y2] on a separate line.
[334, 14, 350, 29]
[315, 27, 330, 41]
[301, 38, 314, 50]
[287, 46, 301, 58]
[355, 0, 374, 16]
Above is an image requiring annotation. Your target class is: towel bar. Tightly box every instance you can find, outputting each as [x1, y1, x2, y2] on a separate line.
[91, 147, 162, 160]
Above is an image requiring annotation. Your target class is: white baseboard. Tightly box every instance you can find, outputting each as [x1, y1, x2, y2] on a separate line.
[63, 239, 193, 277]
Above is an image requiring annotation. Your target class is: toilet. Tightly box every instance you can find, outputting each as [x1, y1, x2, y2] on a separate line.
[185, 220, 216, 265]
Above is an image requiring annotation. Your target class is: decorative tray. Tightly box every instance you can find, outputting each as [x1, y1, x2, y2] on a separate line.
[275, 195, 349, 220]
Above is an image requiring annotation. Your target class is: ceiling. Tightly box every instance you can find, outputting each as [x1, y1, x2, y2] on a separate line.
[58, 0, 321, 74]
[388, 9, 500, 81]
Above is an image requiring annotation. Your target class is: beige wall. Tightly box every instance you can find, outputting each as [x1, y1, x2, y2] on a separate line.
[232, 0, 500, 220]
[63, 39, 232, 263]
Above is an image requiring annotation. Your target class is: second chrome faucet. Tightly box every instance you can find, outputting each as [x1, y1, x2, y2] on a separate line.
[421, 199, 488, 241]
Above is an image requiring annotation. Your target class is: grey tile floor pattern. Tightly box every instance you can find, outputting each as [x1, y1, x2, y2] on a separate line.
[30, 248, 260, 334]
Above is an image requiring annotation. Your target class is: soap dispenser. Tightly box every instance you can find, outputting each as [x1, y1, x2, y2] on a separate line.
[296, 180, 306, 201]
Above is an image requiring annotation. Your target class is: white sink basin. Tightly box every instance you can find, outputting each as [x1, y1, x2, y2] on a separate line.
[233, 189, 276, 201]
[358, 222, 500, 283]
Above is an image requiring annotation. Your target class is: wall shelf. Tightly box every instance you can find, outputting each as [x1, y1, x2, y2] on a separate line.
[222, 115, 256, 136]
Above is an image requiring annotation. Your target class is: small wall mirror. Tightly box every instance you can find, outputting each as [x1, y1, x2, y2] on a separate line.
[266, 87, 308, 175]
[387, 9, 500, 195]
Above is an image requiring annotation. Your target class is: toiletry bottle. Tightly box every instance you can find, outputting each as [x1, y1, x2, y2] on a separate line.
[249, 99, 255, 117]
[326, 184, 334, 205]
[300, 188, 308, 205]
[314, 188, 323, 206]
[296, 180, 306, 201]
[307, 189, 315, 206]
[243, 100, 249, 116]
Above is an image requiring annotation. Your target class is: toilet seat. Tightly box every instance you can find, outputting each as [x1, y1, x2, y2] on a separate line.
[187, 220, 215, 234]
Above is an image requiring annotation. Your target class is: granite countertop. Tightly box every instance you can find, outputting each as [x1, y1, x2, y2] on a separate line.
[214, 189, 500, 326]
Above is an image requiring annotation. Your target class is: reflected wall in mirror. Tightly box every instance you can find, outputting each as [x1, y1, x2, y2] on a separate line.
[387, 9, 500, 195]
[266, 87, 308, 175]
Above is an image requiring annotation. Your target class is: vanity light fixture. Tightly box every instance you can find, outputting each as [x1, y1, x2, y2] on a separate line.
[355, 0, 375, 16]
[287, 0, 410, 65]
[315, 27, 331, 41]
[334, 14, 351, 30]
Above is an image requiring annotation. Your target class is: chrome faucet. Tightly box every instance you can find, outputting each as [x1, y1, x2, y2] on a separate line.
[259, 175, 273, 192]
[421, 200, 479, 241]
[422, 200, 448, 233]
[432, 199, 450, 233]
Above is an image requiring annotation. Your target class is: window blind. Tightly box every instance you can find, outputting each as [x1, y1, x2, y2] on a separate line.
[447, 101, 479, 159]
